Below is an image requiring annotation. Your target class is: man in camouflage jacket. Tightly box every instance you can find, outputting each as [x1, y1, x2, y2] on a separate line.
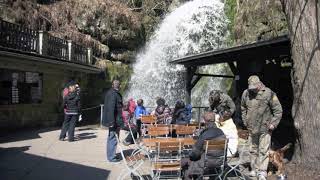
[241, 75, 282, 180]
[209, 90, 235, 120]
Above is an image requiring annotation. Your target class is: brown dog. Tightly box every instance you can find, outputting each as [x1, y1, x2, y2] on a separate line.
[268, 143, 292, 176]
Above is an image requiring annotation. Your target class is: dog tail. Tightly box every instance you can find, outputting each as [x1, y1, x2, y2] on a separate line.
[279, 143, 292, 152]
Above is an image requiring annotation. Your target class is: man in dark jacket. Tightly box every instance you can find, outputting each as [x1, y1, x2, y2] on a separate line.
[102, 80, 123, 163]
[59, 81, 80, 142]
[182, 111, 226, 180]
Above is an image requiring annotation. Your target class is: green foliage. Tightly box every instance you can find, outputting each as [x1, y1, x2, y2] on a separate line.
[225, 0, 237, 45]
[105, 62, 133, 94]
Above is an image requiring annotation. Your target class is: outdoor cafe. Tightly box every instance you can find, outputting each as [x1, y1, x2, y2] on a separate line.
[116, 115, 247, 180]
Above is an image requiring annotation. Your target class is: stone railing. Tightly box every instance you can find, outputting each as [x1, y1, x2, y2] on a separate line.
[0, 19, 93, 65]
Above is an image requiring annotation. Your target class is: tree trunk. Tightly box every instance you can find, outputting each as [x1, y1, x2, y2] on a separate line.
[281, 0, 320, 168]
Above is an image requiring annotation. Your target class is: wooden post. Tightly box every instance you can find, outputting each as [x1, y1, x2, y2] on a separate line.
[185, 66, 197, 104]
[67, 40, 72, 61]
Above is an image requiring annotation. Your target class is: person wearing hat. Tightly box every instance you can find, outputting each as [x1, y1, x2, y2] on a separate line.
[59, 81, 81, 142]
[208, 90, 235, 121]
[241, 75, 283, 180]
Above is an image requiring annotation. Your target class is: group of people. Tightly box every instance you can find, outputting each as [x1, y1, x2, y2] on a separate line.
[101, 74, 283, 180]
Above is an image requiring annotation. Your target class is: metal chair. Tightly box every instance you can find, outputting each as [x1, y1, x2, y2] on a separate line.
[124, 120, 152, 161]
[152, 141, 183, 180]
[201, 138, 228, 180]
[115, 133, 148, 180]
[223, 143, 247, 180]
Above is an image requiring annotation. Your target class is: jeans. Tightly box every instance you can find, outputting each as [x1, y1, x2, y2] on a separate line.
[59, 114, 77, 141]
[107, 126, 120, 161]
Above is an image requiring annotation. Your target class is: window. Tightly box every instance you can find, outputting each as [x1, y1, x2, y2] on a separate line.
[0, 69, 43, 105]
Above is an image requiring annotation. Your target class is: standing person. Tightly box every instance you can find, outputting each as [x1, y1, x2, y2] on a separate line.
[102, 80, 123, 163]
[59, 81, 81, 142]
[134, 99, 147, 137]
[241, 75, 282, 180]
[209, 90, 235, 120]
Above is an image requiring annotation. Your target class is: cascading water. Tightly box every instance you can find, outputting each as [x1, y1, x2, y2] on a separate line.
[125, 0, 229, 107]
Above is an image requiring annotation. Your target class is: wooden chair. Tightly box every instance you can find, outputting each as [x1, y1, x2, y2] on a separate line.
[141, 115, 157, 124]
[201, 138, 228, 180]
[148, 126, 170, 138]
[140, 115, 157, 137]
[175, 125, 196, 137]
[152, 141, 183, 179]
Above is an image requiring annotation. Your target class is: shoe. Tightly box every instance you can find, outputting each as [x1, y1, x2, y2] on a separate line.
[249, 170, 256, 177]
[108, 157, 121, 163]
[59, 138, 64, 141]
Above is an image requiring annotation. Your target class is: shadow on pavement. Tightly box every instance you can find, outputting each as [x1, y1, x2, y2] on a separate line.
[0, 146, 110, 180]
[75, 132, 97, 141]
[0, 127, 60, 144]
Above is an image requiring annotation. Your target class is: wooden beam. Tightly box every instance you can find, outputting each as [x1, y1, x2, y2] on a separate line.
[194, 73, 234, 78]
[185, 66, 197, 104]
[191, 75, 202, 89]
[228, 62, 239, 75]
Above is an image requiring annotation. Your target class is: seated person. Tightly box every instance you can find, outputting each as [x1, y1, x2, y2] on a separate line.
[171, 100, 188, 125]
[182, 111, 226, 180]
[128, 98, 136, 117]
[215, 108, 238, 157]
[134, 99, 147, 137]
[122, 102, 138, 146]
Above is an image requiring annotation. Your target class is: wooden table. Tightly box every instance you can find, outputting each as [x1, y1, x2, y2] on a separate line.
[142, 137, 196, 147]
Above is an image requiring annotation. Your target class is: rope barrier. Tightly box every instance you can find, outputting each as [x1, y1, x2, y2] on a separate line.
[81, 105, 101, 111]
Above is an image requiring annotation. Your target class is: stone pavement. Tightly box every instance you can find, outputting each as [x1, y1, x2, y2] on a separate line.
[0, 124, 272, 180]
[0, 125, 151, 180]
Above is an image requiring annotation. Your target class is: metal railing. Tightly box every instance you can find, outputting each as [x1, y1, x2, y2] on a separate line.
[0, 20, 38, 53]
[97, 105, 209, 127]
[0, 19, 93, 65]
[47, 35, 68, 60]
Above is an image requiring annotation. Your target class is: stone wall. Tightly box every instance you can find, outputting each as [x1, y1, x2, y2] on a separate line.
[0, 52, 101, 130]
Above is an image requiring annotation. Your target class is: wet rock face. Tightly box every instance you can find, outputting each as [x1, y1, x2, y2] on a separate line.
[0, 0, 189, 62]
[232, 0, 288, 44]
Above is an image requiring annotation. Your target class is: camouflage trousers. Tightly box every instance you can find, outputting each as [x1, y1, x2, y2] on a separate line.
[248, 133, 271, 175]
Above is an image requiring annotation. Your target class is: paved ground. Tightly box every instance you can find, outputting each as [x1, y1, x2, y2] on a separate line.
[0, 125, 152, 180]
[0, 125, 272, 180]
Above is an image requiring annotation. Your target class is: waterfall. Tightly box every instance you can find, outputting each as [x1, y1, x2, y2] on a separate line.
[125, 0, 229, 107]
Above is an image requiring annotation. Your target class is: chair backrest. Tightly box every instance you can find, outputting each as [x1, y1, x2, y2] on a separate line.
[156, 141, 183, 161]
[203, 138, 228, 168]
[175, 125, 196, 136]
[148, 126, 170, 137]
[157, 141, 182, 152]
[141, 115, 157, 124]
